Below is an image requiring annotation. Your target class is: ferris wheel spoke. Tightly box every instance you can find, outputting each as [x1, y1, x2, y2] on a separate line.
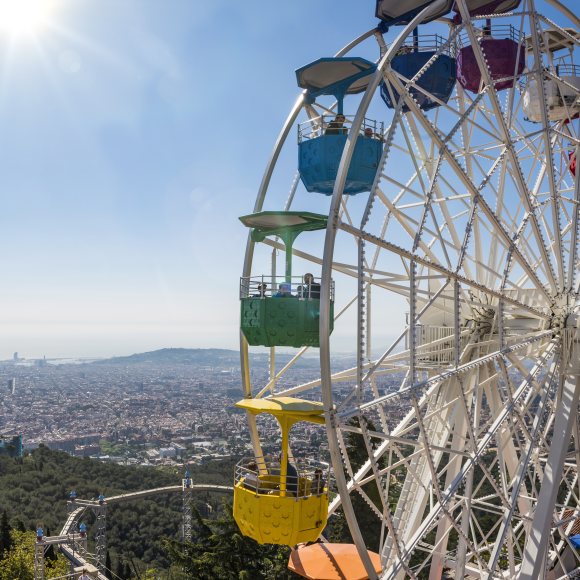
[341, 222, 551, 318]
[568, 146, 580, 291]
[412, 391, 494, 573]
[385, 382, 493, 574]
[375, 190, 459, 271]
[529, 12, 568, 287]
[383, 340, 558, 576]
[520, 363, 580, 576]
[383, 70, 554, 299]
[380, 196, 460, 270]
[405, 104, 498, 249]
[339, 330, 554, 423]
[491, 373, 565, 539]
[458, 6, 561, 294]
[363, 282, 451, 386]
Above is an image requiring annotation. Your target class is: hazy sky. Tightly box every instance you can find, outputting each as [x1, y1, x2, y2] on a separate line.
[0, 1, 377, 359]
[0, 1, 569, 360]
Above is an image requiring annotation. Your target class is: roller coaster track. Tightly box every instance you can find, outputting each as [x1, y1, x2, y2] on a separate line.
[39, 484, 234, 580]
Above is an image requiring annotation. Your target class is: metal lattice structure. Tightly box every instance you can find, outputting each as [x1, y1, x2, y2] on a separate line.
[182, 478, 193, 543]
[33, 532, 89, 580]
[240, 0, 580, 577]
[45, 484, 233, 579]
[34, 541, 45, 580]
[93, 504, 107, 574]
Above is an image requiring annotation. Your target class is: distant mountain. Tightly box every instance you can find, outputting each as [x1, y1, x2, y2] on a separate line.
[93, 348, 242, 366]
[92, 347, 321, 368]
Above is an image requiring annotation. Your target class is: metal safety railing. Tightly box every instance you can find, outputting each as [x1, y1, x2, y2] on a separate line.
[458, 24, 524, 47]
[235, 457, 330, 498]
[395, 33, 456, 56]
[298, 115, 384, 142]
[240, 275, 334, 301]
[552, 63, 580, 77]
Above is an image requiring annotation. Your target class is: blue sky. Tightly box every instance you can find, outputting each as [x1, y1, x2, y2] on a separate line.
[0, 1, 376, 358]
[0, 1, 571, 359]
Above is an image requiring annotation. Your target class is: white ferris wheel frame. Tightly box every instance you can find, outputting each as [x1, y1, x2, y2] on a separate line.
[240, 0, 580, 578]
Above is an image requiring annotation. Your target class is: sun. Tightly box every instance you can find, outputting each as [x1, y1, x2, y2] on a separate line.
[0, 0, 54, 36]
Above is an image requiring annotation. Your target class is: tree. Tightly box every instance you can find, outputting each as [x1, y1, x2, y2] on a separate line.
[0, 510, 12, 559]
[45, 527, 56, 562]
[115, 558, 126, 580]
[0, 530, 67, 580]
[0, 530, 32, 580]
[165, 502, 299, 579]
[123, 562, 132, 579]
[105, 550, 112, 578]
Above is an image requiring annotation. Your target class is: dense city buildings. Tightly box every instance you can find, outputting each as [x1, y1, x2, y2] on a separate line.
[0, 349, 362, 468]
[0, 348, 408, 470]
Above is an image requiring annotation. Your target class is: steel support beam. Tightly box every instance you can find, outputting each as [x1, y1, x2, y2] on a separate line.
[339, 222, 548, 320]
[182, 480, 193, 543]
[520, 324, 580, 579]
[34, 541, 45, 580]
[93, 504, 107, 574]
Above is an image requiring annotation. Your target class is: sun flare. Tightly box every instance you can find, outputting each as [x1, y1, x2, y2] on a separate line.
[0, 0, 54, 36]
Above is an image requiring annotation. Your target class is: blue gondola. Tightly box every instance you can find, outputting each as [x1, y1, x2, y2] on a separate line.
[296, 57, 383, 195]
[298, 128, 383, 195]
[381, 33, 456, 112]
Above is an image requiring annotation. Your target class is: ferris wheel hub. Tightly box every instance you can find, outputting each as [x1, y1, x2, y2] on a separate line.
[550, 294, 577, 330]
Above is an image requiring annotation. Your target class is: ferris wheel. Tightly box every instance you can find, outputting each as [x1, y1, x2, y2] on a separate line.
[234, 0, 580, 578]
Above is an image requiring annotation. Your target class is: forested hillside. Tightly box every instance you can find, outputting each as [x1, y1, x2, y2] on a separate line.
[0, 428, 383, 578]
[0, 446, 235, 573]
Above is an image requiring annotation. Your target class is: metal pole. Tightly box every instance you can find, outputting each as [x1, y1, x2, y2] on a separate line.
[34, 541, 45, 580]
[182, 481, 193, 543]
[93, 504, 107, 573]
[519, 325, 580, 579]
[279, 417, 289, 497]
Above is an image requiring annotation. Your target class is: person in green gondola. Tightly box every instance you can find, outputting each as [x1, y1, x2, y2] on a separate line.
[252, 283, 267, 297]
[274, 282, 293, 297]
[298, 273, 320, 299]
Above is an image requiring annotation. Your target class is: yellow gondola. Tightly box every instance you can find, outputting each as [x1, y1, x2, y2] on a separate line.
[233, 397, 329, 546]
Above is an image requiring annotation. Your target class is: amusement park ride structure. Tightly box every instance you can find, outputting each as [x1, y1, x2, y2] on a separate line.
[35, 476, 232, 580]
[235, 0, 580, 578]
[42, 0, 579, 578]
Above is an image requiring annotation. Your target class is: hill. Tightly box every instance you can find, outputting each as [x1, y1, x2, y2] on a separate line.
[90, 347, 321, 368]
[92, 347, 242, 366]
[0, 446, 235, 572]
